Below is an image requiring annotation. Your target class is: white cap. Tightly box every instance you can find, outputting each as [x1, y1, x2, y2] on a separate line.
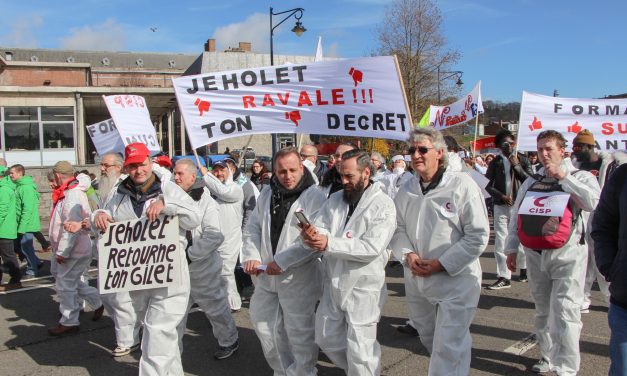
[391, 155, 404, 162]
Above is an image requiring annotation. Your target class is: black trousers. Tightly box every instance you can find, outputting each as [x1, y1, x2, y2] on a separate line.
[33, 231, 50, 249]
[0, 238, 21, 284]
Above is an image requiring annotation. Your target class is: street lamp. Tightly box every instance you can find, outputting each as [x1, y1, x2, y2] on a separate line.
[437, 66, 463, 103]
[270, 7, 306, 155]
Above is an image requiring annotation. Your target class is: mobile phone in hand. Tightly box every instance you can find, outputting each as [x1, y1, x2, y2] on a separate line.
[295, 211, 310, 226]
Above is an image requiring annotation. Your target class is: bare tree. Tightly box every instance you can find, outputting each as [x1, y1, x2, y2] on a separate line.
[376, 0, 461, 120]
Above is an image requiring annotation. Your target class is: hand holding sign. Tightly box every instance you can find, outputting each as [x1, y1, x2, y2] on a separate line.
[94, 212, 114, 232]
[146, 197, 165, 222]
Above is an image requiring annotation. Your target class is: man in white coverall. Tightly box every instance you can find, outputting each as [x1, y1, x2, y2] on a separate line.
[93, 143, 201, 376]
[98, 152, 142, 356]
[389, 128, 490, 376]
[172, 159, 239, 361]
[303, 149, 396, 376]
[200, 161, 244, 312]
[505, 130, 600, 375]
[242, 147, 326, 376]
[48, 162, 104, 335]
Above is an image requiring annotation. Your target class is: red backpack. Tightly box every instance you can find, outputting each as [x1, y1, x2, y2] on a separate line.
[517, 173, 583, 250]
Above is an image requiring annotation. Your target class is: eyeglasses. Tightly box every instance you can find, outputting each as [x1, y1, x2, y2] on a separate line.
[100, 163, 116, 169]
[408, 146, 433, 155]
[501, 141, 515, 147]
[300, 154, 315, 159]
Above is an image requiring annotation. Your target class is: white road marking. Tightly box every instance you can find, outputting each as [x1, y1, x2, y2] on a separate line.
[0, 268, 98, 295]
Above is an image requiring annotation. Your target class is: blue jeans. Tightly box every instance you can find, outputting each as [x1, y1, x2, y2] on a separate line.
[17, 233, 39, 276]
[609, 302, 627, 376]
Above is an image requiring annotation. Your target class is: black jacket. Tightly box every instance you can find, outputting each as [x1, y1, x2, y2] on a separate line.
[592, 164, 627, 309]
[485, 153, 533, 205]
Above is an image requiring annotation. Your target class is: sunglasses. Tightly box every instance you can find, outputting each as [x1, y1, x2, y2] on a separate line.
[408, 146, 433, 155]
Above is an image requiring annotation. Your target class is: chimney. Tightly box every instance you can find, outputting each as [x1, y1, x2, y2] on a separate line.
[204, 39, 216, 52]
[239, 42, 251, 52]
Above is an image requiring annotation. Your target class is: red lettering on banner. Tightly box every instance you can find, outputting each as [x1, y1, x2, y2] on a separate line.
[242, 96, 256, 108]
[297, 91, 313, 107]
[316, 90, 329, 106]
[332, 89, 345, 105]
[262, 94, 276, 107]
[602, 123, 627, 135]
[239, 88, 356, 109]
[277, 93, 290, 105]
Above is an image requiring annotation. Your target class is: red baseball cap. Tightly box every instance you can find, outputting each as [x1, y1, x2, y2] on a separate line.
[154, 155, 173, 169]
[124, 143, 151, 167]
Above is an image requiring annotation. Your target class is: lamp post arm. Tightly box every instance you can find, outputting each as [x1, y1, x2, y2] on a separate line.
[271, 8, 304, 35]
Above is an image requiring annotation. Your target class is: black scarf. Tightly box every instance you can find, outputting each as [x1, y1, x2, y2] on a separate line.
[269, 168, 316, 254]
[321, 167, 343, 197]
[117, 174, 162, 217]
[184, 179, 206, 264]
[419, 167, 446, 195]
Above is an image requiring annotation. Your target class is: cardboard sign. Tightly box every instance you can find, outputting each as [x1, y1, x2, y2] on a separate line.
[98, 215, 182, 294]
[518, 190, 570, 216]
[172, 56, 411, 149]
[86, 118, 126, 156]
[518, 91, 627, 152]
[103, 95, 161, 154]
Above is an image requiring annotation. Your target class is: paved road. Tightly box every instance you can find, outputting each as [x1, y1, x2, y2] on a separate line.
[0, 244, 610, 375]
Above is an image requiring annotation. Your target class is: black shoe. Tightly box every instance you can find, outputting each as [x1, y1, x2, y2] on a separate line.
[486, 277, 511, 290]
[92, 305, 105, 321]
[214, 340, 239, 360]
[519, 269, 528, 283]
[397, 323, 419, 336]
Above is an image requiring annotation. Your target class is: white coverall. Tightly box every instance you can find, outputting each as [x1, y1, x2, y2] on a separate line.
[390, 169, 490, 376]
[175, 186, 237, 351]
[50, 174, 102, 327]
[242, 184, 326, 376]
[203, 170, 244, 311]
[505, 158, 600, 376]
[312, 181, 396, 376]
[94, 173, 141, 349]
[380, 170, 413, 200]
[95, 169, 201, 376]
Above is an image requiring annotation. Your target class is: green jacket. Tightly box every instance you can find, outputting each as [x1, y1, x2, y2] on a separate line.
[0, 177, 17, 239]
[15, 175, 41, 234]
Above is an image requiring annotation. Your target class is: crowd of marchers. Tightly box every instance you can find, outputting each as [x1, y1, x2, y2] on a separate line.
[0, 125, 625, 376]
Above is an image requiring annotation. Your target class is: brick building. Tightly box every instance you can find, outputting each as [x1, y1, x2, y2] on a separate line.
[0, 40, 318, 218]
[0, 39, 318, 168]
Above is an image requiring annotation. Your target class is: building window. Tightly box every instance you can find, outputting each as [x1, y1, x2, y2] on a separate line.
[4, 107, 37, 121]
[4, 122, 40, 150]
[43, 123, 73, 148]
[1, 106, 75, 153]
[41, 106, 73, 121]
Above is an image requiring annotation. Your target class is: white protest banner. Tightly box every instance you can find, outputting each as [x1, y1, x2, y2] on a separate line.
[86, 118, 126, 156]
[172, 56, 411, 149]
[518, 91, 627, 152]
[98, 216, 182, 294]
[103, 95, 161, 154]
[519, 191, 571, 217]
[428, 81, 484, 130]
